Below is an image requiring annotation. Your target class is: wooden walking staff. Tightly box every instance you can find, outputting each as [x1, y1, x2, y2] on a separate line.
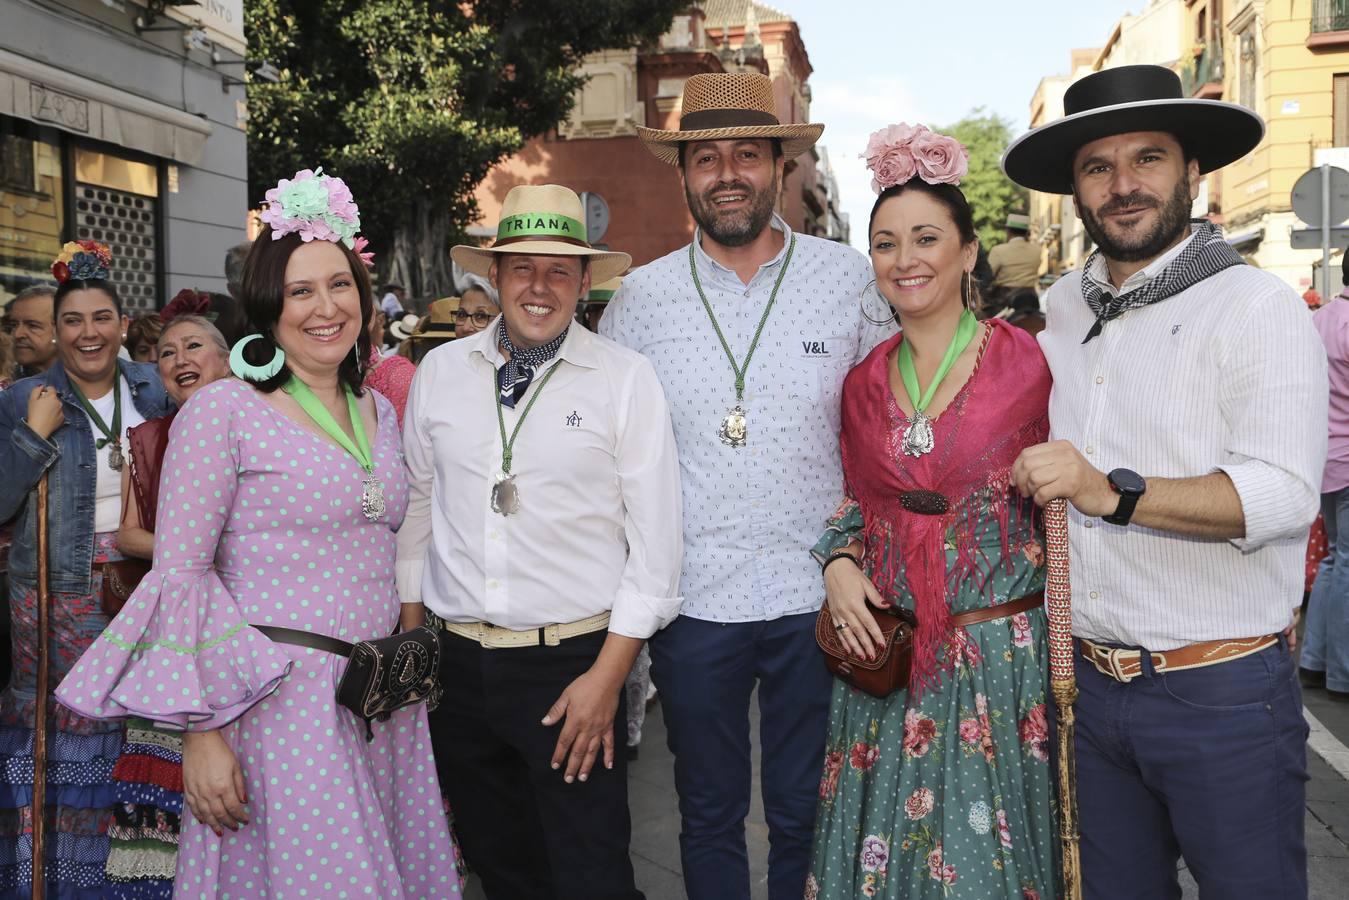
[30, 472, 50, 900]
[1044, 498, 1082, 900]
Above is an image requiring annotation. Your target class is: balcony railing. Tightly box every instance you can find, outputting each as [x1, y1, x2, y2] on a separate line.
[1313, 0, 1349, 33]
[1179, 43, 1223, 97]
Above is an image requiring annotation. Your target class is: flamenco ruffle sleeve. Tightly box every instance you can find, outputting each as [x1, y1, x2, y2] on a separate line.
[56, 380, 292, 731]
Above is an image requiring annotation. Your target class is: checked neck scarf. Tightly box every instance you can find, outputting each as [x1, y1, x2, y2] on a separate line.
[1079, 220, 1245, 343]
[496, 317, 569, 408]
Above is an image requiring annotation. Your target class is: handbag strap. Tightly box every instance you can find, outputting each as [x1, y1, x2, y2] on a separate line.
[254, 624, 355, 658]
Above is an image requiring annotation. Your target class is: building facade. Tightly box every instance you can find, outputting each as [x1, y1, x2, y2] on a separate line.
[471, 1, 845, 270]
[1, 0, 250, 312]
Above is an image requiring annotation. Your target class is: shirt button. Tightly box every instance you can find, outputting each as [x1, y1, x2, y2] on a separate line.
[1095, 376, 1104, 385]
[1084, 520, 1094, 529]
[1085, 446, 1094, 455]
[1089, 591, 1100, 600]
[487, 579, 500, 589]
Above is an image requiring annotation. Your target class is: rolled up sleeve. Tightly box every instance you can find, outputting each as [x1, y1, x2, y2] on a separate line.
[608, 358, 684, 639]
[1217, 296, 1328, 551]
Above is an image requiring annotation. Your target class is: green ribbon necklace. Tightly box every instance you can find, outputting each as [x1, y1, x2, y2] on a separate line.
[895, 308, 979, 458]
[69, 377, 125, 471]
[490, 361, 563, 516]
[283, 377, 385, 521]
[688, 231, 796, 448]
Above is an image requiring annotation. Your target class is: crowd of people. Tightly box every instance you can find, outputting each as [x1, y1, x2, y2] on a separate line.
[0, 65, 1336, 900]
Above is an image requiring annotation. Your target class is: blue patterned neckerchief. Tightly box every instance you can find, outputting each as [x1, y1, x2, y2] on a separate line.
[496, 317, 569, 408]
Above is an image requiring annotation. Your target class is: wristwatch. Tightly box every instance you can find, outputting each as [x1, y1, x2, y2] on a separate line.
[1103, 468, 1146, 527]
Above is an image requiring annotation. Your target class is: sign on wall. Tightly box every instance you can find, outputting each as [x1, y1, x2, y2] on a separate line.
[133, 0, 246, 55]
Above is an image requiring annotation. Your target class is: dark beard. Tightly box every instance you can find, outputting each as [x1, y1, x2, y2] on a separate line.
[1078, 174, 1194, 263]
[685, 173, 779, 247]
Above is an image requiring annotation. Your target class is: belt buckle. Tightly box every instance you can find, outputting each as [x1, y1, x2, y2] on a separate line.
[1106, 649, 1139, 683]
[543, 624, 561, 647]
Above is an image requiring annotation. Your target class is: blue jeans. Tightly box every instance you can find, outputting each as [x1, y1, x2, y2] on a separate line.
[649, 613, 831, 900]
[1074, 640, 1308, 899]
[1303, 488, 1349, 690]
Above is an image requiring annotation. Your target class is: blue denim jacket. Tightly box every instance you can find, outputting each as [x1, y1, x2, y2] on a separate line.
[0, 359, 173, 593]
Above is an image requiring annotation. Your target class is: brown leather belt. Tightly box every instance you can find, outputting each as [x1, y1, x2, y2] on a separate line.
[1080, 634, 1279, 683]
[950, 591, 1044, 628]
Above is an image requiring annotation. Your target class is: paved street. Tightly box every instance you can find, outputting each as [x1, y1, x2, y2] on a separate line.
[466, 675, 1349, 899]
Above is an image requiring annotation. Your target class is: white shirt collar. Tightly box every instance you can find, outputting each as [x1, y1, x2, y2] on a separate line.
[692, 213, 792, 279]
[1085, 228, 1198, 295]
[466, 313, 600, 371]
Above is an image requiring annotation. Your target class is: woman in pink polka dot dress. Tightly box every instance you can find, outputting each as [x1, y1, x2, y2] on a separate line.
[56, 171, 460, 898]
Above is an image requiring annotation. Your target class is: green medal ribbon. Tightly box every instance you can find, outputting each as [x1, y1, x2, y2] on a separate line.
[495, 362, 562, 475]
[283, 377, 374, 472]
[688, 232, 796, 405]
[68, 378, 122, 451]
[896, 308, 980, 414]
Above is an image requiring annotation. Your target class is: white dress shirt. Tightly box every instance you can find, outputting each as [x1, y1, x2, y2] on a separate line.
[1040, 234, 1328, 649]
[599, 215, 897, 622]
[396, 318, 683, 639]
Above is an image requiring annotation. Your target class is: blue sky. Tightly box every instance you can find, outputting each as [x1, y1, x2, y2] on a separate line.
[791, 0, 1131, 247]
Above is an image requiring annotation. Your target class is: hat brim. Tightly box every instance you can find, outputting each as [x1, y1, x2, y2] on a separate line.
[636, 123, 824, 166]
[408, 323, 457, 340]
[389, 323, 416, 341]
[450, 242, 632, 286]
[1001, 99, 1265, 194]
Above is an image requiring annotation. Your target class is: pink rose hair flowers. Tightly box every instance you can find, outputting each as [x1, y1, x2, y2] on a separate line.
[862, 123, 969, 193]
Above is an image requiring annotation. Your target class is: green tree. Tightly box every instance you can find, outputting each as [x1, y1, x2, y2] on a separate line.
[942, 108, 1029, 251]
[244, 0, 686, 297]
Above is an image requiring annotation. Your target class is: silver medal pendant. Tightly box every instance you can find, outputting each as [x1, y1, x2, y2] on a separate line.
[491, 473, 521, 516]
[901, 411, 935, 458]
[108, 440, 124, 472]
[361, 475, 386, 522]
[718, 405, 748, 448]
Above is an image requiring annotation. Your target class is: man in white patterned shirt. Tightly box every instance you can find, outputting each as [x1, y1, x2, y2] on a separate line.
[1005, 65, 1326, 898]
[600, 73, 895, 900]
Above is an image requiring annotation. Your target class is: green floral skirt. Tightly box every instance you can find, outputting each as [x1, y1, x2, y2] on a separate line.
[807, 608, 1057, 899]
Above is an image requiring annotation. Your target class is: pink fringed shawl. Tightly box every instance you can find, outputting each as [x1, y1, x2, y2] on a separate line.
[840, 320, 1051, 692]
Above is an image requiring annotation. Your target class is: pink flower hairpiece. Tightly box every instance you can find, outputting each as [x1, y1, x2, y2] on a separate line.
[259, 167, 362, 248]
[861, 123, 969, 193]
[352, 236, 375, 270]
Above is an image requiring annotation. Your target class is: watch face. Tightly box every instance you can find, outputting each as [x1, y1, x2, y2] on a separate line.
[1110, 468, 1146, 496]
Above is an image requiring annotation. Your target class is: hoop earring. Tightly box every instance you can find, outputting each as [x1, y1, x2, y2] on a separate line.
[858, 278, 898, 327]
[962, 270, 973, 309]
[230, 334, 286, 382]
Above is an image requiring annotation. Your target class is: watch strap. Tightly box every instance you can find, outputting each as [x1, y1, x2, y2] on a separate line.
[1103, 491, 1140, 526]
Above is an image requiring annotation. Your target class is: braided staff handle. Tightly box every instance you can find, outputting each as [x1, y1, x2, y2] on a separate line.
[1044, 498, 1082, 900]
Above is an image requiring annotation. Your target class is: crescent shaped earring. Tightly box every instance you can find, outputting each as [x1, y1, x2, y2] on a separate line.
[229, 334, 286, 382]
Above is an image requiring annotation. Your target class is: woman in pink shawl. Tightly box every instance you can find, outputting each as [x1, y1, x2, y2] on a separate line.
[805, 126, 1056, 900]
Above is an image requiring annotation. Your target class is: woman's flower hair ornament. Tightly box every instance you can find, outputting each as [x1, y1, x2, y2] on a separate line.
[352, 236, 376, 270]
[51, 240, 112, 283]
[259, 167, 362, 248]
[160, 288, 216, 324]
[862, 123, 970, 194]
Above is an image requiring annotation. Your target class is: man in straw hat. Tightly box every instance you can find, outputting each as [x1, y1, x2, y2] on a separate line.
[1004, 64, 1326, 897]
[397, 183, 683, 899]
[986, 211, 1040, 313]
[600, 71, 896, 899]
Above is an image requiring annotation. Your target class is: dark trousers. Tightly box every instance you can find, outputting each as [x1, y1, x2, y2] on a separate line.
[1073, 639, 1308, 899]
[649, 612, 831, 900]
[429, 629, 643, 900]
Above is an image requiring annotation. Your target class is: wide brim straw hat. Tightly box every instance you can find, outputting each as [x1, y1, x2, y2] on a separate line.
[1001, 65, 1264, 195]
[388, 313, 421, 341]
[637, 72, 824, 167]
[408, 298, 459, 340]
[451, 184, 631, 285]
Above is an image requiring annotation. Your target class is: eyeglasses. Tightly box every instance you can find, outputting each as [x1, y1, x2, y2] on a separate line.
[453, 310, 495, 327]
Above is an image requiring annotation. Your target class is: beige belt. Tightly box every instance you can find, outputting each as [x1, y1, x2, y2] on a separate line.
[428, 610, 610, 649]
[1080, 634, 1279, 683]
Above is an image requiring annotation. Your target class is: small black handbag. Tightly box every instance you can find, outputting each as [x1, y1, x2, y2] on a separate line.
[254, 624, 442, 741]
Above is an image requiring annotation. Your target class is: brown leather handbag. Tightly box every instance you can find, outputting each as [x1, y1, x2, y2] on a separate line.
[815, 603, 917, 699]
[101, 558, 151, 617]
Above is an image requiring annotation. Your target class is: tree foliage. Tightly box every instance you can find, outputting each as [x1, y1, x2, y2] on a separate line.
[941, 109, 1029, 251]
[244, 0, 686, 296]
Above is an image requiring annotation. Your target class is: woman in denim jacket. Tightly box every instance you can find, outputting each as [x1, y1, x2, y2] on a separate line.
[0, 246, 171, 897]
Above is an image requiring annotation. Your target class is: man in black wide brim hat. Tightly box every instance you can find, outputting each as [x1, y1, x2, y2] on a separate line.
[1005, 65, 1328, 898]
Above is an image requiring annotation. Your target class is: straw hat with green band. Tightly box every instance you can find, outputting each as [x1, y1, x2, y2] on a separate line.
[588, 276, 622, 303]
[451, 184, 630, 284]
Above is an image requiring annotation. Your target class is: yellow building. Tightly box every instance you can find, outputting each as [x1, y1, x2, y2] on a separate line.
[1213, 0, 1349, 294]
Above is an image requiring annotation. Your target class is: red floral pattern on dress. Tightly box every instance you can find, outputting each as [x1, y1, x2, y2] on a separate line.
[850, 741, 881, 771]
[1019, 703, 1049, 763]
[819, 750, 844, 799]
[364, 353, 416, 429]
[902, 708, 938, 758]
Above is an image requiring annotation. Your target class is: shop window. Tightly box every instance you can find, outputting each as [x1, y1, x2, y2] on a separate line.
[0, 123, 64, 305]
[74, 147, 158, 312]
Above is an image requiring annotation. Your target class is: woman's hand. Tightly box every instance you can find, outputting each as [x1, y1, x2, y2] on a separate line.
[25, 386, 63, 440]
[824, 555, 890, 661]
[182, 730, 249, 836]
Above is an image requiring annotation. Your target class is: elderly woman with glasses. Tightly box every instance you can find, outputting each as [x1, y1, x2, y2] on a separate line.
[453, 284, 498, 338]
